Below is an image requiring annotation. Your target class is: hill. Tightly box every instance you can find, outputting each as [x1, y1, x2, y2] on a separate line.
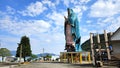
[10, 51, 58, 57]
[37, 53, 58, 57]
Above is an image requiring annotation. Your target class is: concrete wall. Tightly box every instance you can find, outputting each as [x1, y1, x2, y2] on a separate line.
[112, 43, 120, 54]
[112, 43, 120, 59]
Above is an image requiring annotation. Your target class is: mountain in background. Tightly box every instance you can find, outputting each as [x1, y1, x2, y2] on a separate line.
[10, 51, 58, 57]
[10, 51, 16, 56]
[37, 53, 59, 57]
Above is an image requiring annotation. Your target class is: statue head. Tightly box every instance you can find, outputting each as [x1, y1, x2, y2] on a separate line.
[67, 8, 73, 16]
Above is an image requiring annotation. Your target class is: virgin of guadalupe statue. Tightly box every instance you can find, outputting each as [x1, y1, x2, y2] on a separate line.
[64, 8, 81, 52]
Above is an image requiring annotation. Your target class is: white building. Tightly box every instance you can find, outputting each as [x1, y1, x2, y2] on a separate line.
[51, 55, 60, 61]
[111, 27, 120, 59]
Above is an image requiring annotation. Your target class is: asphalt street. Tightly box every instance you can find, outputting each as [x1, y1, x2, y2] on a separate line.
[12, 62, 118, 68]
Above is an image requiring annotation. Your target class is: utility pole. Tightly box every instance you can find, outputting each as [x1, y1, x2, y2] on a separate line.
[97, 34, 102, 61]
[104, 30, 111, 60]
[20, 44, 22, 64]
[43, 48, 44, 54]
[43, 48, 45, 61]
[18, 43, 22, 65]
[90, 33, 95, 66]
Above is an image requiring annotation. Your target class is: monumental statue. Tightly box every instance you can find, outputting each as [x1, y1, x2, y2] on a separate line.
[64, 8, 81, 52]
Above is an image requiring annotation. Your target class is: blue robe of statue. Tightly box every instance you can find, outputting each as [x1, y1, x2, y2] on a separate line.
[68, 8, 81, 52]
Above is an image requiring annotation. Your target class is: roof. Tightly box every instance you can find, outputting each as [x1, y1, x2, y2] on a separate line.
[111, 27, 120, 41]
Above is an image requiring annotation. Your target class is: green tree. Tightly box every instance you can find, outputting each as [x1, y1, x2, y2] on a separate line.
[45, 54, 52, 61]
[31, 54, 38, 59]
[0, 48, 11, 62]
[27, 54, 38, 61]
[16, 36, 32, 62]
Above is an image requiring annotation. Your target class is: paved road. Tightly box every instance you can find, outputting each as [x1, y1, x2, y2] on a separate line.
[0, 62, 17, 68]
[12, 62, 118, 68]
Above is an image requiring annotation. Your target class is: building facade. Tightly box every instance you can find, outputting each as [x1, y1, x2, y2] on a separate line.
[111, 27, 120, 59]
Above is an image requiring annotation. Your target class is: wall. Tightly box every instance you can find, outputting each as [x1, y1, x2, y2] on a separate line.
[112, 42, 120, 60]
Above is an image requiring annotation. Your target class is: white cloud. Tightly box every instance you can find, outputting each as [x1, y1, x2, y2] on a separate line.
[0, 11, 65, 54]
[96, 17, 113, 28]
[6, 6, 16, 14]
[89, 0, 120, 17]
[0, 15, 51, 36]
[79, 0, 90, 4]
[70, 0, 90, 5]
[55, 0, 60, 5]
[86, 0, 120, 38]
[29, 32, 65, 54]
[62, 0, 90, 8]
[46, 39, 51, 43]
[42, 0, 55, 9]
[70, 0, 77, 5]
[73, 6, 87, 21]
[106, 16, 120, 32]
[81, 27, 88, 33]
[19, 1, 47, 17]
[63, 0, 70, 7]
[86, 20, 92, 24]
[47, 11, 64, 26]
[73, 6, 82, 14]
[0, 7, 66, 54]
[94, 16, 120, 33]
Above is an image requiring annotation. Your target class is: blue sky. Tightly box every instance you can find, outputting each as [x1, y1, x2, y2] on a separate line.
[0, 0, 120, 55]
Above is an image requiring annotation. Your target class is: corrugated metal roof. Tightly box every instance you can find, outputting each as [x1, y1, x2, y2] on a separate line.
[111, 27, 120, 40]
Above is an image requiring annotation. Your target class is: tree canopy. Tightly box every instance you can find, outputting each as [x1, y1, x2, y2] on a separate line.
[16, 36, 32, 62]
[27, 54, 38, 61]
[45, 54, 52, 59]
[0, 48, 11, 62]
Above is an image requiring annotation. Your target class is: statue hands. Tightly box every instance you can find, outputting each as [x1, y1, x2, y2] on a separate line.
[64, 16, 67, 21]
